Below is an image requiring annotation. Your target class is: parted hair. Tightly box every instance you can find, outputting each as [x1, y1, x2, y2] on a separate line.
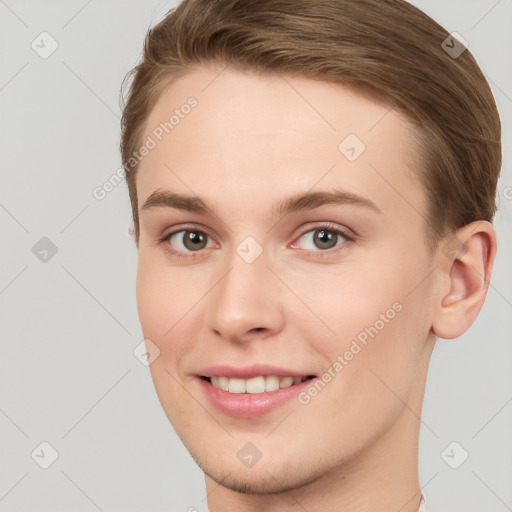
[120, 0, 501, 247]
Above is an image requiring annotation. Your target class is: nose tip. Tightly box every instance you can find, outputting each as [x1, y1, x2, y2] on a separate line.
[211, 319, 270, 344]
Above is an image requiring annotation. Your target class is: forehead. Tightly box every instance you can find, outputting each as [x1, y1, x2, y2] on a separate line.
[136, 66, 425, 224]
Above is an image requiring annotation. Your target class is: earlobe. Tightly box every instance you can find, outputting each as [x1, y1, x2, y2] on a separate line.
[432, 221, 497, 340]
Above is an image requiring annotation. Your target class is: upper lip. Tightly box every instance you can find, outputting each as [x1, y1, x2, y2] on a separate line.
[199, 364, 315, 379]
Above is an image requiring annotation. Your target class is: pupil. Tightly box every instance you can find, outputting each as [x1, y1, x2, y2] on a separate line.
[314, 230, 337, 250]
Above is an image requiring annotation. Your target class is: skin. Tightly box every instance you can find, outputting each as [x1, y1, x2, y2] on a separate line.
[133, 66, 496, 512]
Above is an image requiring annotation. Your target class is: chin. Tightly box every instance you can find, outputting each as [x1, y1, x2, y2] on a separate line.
[190, 447, 329, 495]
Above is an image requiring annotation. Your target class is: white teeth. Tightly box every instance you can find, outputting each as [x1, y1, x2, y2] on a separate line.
[217, 376, 229, 391]
[265, 375, 280, 391]
[208, 375, 308, 393]
[279, 376, 294, 388]
[228, 378, 246, 393]
[246, 376, 265, 394]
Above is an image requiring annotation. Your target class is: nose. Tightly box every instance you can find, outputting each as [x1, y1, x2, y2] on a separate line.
[205, 244, 285, 344]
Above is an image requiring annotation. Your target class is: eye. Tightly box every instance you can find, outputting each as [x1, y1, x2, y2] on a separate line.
[163, 229, 215, 256]
[158, 223, 353, 259]
[292, 225, 352, 252]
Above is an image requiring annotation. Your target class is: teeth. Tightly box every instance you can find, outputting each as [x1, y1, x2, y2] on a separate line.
[246, 376, 265, 393]
[217, 376, 229, 391]
[280, 376, 294, 388]
[265, 375, 280, 392]
[228, 378, 246, 394]
[209, 375, 307, 393]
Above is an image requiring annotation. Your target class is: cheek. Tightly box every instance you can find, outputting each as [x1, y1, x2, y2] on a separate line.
[298, 253, 432, 389]
[292, 264, 405, 346]
[297, 292, 427, 445]
[136, 253, 184, 337]
[135, 254, 203, 371]
[135, 258, 194, 422]
[136, 266, 164, 337]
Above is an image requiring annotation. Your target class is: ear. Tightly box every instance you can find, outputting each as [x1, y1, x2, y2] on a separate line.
[432, 221, 497, 339]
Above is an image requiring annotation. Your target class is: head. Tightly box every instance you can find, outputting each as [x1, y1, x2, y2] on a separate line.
[120, 0, 500, 498]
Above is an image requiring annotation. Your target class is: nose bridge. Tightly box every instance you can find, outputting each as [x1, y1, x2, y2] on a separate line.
[205, 239, 283, 341]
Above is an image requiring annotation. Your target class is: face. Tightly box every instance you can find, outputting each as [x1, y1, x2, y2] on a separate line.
[135, 66, 438, 494]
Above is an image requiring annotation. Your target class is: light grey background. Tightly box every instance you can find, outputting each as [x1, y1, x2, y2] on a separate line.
[0, 1, 511, 511]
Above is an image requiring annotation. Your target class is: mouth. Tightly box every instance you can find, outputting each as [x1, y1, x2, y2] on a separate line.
[199, 374, 316, 394]
[197, 368, 318, 418]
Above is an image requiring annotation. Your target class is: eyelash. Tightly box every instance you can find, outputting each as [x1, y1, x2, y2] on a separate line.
[158, 223, 354, 259]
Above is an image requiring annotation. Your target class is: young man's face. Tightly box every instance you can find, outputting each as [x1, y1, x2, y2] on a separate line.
[135, 67, 439, 494]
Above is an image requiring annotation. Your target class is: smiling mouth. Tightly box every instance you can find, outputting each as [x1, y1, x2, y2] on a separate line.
[200, 375, 316, 394]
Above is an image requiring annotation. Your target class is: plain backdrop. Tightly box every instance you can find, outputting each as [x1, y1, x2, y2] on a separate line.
[1, 1, 511, 511]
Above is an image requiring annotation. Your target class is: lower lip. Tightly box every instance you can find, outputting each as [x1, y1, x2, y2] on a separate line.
[198, 377, 316, 418]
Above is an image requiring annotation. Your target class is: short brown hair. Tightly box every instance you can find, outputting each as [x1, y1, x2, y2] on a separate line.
[120, 0, 501, 247]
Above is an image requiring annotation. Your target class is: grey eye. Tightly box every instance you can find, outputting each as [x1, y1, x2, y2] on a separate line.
[169, 230, 210, 251]
[297, 228, 347, 250]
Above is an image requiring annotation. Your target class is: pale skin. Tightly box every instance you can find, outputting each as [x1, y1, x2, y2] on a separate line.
[133, 66, 496, 512]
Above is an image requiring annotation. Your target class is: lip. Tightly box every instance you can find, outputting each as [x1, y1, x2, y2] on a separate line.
[198, 364, 313, 379]
[197, 374, 317, 419]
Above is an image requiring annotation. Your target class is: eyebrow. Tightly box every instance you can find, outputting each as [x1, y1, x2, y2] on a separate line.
[140, 188, 381, 217]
